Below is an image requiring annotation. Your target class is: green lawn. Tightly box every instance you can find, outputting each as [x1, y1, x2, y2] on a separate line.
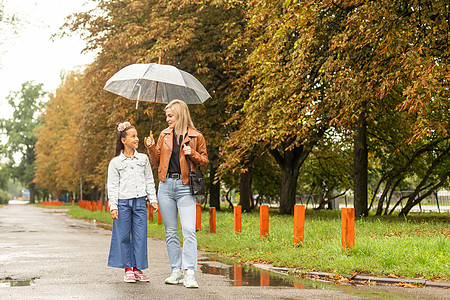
[65, 205, 449, 281]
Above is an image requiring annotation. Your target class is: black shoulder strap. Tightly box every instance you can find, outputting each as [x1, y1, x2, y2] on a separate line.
[184, 131, 193, 172]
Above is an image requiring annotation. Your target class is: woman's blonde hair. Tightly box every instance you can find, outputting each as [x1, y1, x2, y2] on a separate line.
[165, 99, 196, 134]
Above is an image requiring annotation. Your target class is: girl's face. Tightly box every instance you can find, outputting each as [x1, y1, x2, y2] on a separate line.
[166, 108, 178, 129]
[121, 128, 139, 151]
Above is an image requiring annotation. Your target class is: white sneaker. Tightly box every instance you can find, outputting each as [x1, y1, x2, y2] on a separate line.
[165, 269, 184, 284]
[183, 269, 198, 288]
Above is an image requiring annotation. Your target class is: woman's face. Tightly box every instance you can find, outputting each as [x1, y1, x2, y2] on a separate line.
[166, 108, 178, 129]
[121, 128, 139, 151]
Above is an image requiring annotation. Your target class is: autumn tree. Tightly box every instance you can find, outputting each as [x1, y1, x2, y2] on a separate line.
[34, 71, 85, 198]
[0, 82, 46, 203]
[61, 0, 243, 205]
[220, 1, 358, 214]
[317, 0, 450, 216]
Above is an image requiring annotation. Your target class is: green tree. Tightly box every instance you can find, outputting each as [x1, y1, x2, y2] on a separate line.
[0, 81, 46, 203]
[298, 131, 353, 209]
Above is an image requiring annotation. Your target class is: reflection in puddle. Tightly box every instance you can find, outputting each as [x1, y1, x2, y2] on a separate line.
[199, 256, 316, 289]
[0, 279, 35, 287]
[198, 256, 425, 300]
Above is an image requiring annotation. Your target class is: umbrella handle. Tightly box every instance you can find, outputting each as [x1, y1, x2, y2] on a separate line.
[144, 131, 154, 148]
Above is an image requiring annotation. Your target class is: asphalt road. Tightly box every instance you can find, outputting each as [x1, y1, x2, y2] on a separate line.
[0, 204, 447, 300]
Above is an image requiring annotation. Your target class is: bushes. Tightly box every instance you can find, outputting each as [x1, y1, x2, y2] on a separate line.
[0, 189, 10, 204]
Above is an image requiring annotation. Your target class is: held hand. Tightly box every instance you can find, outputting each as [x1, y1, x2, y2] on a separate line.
[182, 145, 192, 156]
[110, 209, 118, 220]
[151, 202, 159, 212]
[144, 133, 155, 148]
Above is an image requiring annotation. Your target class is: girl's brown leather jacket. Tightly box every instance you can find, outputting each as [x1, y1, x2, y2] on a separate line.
[147, 127, 209, 185]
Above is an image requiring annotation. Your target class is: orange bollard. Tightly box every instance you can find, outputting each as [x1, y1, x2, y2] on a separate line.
[347, 208, 355, 248]
[72, 200, 74, 206]
[148, 204, 153, 222]
[209, 207, 216, 233]
[260, 270, 270, 286]
[157, 209, 162, 224]
[341, 208, 355, 250]
[234, 205, 242, 234]
[196, 203, 201, 231]
[341, 208, 347, 249]
[293, 204, 305, 245]
[99, 201, 103, 212]
[234, 264, 242, 286]
[260, 205, 269, 238]
[294, 280, 305, 289]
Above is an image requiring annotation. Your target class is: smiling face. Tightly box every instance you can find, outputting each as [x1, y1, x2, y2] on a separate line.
[165, 108, 178, 129]
[121, 128, 139, 151]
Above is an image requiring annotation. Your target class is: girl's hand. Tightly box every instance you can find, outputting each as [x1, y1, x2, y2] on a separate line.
[151, 202, 159, 212]
[182, 145, 192, 156]
[110, 209, 118, 220]
[144, 133, 155, 148]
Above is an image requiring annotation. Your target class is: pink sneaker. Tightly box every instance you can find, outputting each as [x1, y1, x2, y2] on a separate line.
[124, 270, 136, 283]
[134, 269, 150, 282]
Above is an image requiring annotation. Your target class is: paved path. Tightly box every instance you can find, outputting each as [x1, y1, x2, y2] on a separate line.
[0, 204, 447, 299]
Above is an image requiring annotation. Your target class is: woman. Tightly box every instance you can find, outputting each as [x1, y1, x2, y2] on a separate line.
[145, 99, 208, 288]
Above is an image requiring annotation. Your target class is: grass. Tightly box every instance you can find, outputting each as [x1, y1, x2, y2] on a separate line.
[60, 205, 449, 281]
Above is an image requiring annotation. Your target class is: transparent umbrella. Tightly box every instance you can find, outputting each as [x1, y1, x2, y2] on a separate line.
[104, 63, 211, 130]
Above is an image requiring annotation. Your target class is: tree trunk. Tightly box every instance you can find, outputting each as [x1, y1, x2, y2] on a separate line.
[353, 109, 368, 218]
[270, 145, 310, 215]
[239, 161, 253, 212]
[209, 165, 221, 211]
[29, 182, 36, 204]
[279, 166, 299, 214]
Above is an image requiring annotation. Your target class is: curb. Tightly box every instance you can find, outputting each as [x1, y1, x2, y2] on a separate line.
[251, 264, 450, 289]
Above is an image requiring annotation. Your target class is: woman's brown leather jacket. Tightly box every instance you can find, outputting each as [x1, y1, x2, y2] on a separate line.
[147, 127, 209, 185]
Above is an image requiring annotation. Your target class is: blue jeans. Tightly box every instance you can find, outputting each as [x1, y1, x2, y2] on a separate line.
[108, 197, 148, 270]
[158, 178, 197, 271]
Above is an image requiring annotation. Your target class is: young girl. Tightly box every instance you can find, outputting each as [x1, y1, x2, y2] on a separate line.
[107, 121, 159, 283]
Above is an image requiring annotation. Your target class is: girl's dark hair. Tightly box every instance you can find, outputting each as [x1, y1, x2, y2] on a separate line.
[115, 124, 135, 156]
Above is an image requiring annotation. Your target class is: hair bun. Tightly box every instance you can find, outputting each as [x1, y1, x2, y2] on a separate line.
[117, 121, 131, 132]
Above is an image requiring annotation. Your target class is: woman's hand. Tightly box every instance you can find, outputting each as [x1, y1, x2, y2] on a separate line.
[182, 144, 192, 156]
[144, 133, 155, 148]
[151, 202, 159, 212]
[110, 209, 118, 220]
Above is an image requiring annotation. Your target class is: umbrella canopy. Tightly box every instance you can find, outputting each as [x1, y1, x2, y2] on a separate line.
[104, 63, 211, 105]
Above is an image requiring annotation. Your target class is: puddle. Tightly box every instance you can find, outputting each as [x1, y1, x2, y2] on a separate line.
[198, 255, 434, 300]
[0, 279, 35, 287]
[198, 255, 330, 289]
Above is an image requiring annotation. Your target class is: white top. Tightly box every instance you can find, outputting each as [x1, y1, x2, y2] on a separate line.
[107, 150, 157, 210]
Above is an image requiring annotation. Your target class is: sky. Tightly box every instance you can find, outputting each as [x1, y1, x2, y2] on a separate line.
[0, 0, 97, 120]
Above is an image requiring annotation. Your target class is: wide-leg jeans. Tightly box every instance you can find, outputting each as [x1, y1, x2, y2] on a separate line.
[158, 178, 197, 271]
[108, 196, 148, 270]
